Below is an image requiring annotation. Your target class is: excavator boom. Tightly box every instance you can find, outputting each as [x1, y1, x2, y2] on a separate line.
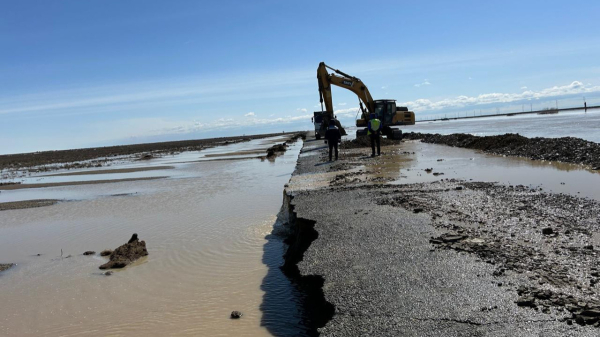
[317, 62, 375, 117]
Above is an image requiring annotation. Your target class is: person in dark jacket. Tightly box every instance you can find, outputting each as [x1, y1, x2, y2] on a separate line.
[325, 122, 342, 161]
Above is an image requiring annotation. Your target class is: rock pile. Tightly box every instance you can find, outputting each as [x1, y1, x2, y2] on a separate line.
[403, 132, 600, 168]
[517, 286, 600, 326]
[99, 233, 148, 270]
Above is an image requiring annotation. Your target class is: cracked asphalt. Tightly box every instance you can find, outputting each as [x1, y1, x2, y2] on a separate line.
[285, 136, 598, 336]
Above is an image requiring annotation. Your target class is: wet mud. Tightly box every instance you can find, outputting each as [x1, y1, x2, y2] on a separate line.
[44, 165, 175, 176]
[0, 176, 167, 190]
[0, 199, 59, 211]
[404, 132, 600, 169]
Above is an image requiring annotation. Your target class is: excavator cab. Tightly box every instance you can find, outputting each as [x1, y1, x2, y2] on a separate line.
[357, 100, 413, 139]
[373, 100, 397, 126]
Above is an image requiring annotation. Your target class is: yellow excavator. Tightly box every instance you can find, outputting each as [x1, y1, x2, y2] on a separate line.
[315, 62, 415, 139]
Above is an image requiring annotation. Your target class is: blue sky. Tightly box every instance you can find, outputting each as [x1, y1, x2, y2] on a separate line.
[2, 0, 600, 154]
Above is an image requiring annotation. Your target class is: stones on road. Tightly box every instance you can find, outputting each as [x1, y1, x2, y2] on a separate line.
[377, 178, 600, 329]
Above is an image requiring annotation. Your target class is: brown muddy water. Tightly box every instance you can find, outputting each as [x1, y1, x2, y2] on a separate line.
[0, 136, 309, 336]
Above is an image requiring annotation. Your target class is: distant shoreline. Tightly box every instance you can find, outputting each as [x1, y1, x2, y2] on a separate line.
[0, 132, 303, 172]
[417, 106, 599, 122]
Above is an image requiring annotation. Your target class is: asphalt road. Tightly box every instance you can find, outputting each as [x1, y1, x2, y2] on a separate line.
[285, 136, 597, 336]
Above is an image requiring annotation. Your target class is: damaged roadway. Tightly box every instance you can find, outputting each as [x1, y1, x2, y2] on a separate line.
[282, 134, 600, 336]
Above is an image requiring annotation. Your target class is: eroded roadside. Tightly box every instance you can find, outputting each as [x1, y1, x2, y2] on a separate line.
[279, 135, 600, 336]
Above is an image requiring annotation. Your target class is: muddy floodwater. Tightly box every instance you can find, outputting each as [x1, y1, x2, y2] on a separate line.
[0, 136, 308, 336]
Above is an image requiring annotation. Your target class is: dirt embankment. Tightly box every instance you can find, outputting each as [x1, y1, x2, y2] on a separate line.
[0, 132, 305, 171]
[403, 132, 600, 169]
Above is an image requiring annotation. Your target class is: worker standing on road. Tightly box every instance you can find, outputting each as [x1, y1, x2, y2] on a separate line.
[368, 113, 381, 157]
[325, 121, 342, 161]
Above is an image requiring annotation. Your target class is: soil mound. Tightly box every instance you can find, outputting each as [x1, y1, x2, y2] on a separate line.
[99, 233, 148, 270]
[266, 143, 288, 158]
[403, 132, 600, 168]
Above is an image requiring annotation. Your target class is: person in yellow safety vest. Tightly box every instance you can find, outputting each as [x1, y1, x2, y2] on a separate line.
[367, 113, 382, 157]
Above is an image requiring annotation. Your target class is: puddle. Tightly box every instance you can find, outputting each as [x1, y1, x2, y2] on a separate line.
[380, 141, 600, 200]
[288, 138, 600, 202]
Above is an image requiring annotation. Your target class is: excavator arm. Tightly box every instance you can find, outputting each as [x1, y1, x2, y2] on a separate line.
[317, 62, 375, 121]
[314, 62, 415, 139]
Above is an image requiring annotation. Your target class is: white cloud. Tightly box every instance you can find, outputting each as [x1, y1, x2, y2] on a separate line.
[244, 112, 255, 117]
[381, 86, 387, 89]
[338, 102, 347, 106]
[521, 86, 528, 89]
[468, 77, 473, 80]
[144, 113, 315, 137]
[296, 108, 307, 113]
[0, 68, 315, 116]
[401, 81, 599, 112]
[414, 79, 431, 87]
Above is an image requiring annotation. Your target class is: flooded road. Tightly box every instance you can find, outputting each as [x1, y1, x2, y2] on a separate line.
[289, 139, 600, 201]
[0, 136, 307, 336]
[379, 141, 600, 200]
